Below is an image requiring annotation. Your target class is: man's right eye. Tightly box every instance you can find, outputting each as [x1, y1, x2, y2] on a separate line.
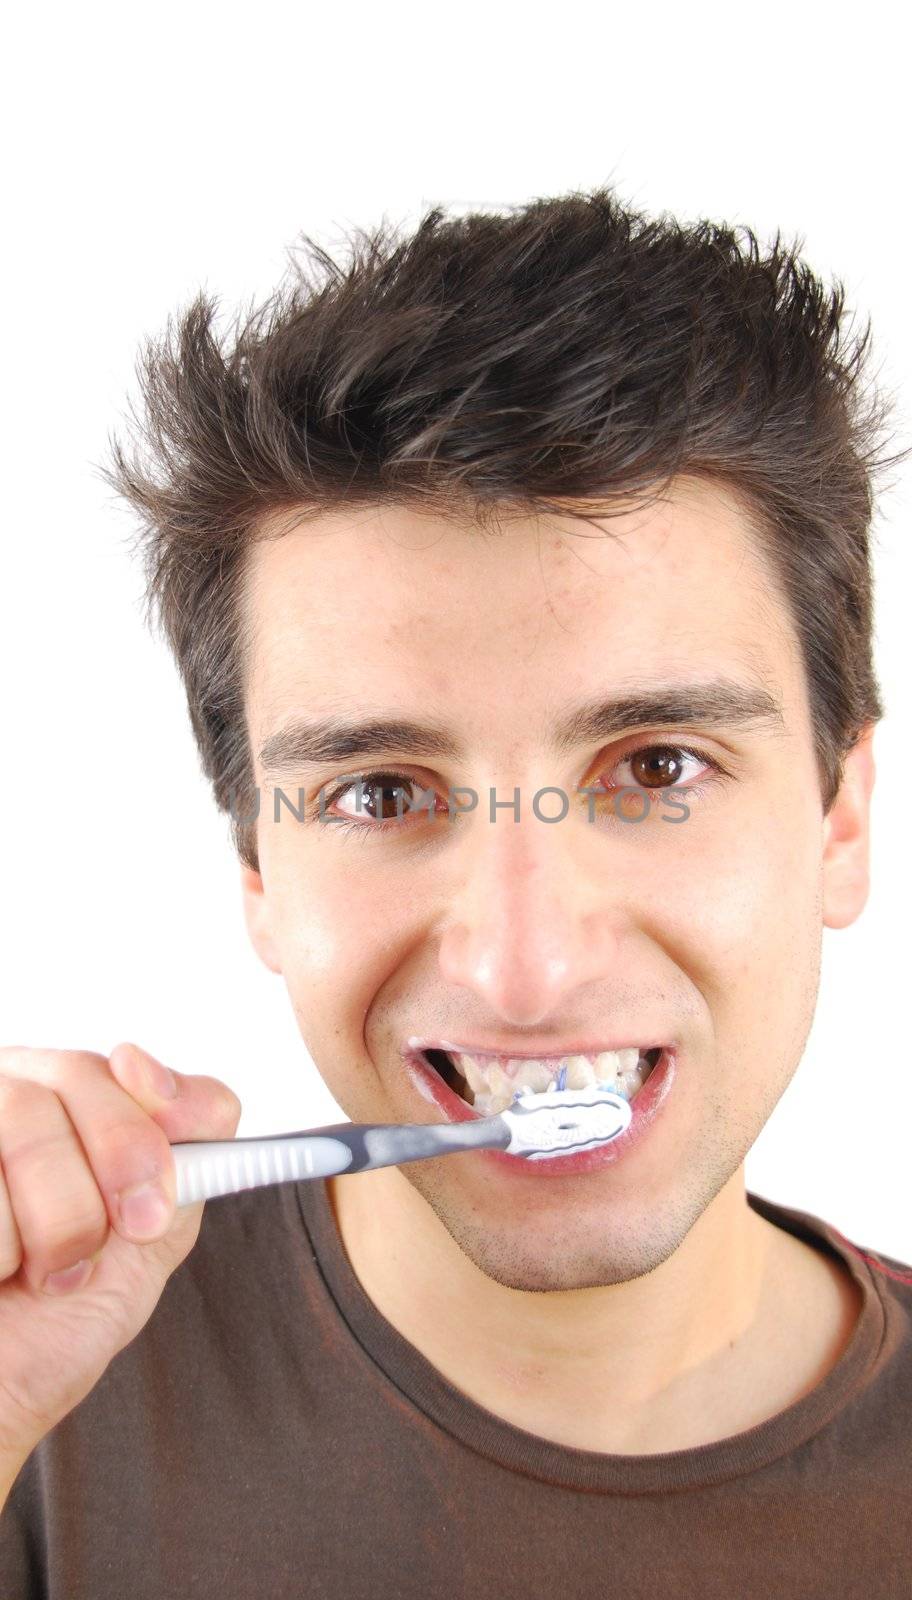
[325, 772, 440, 825]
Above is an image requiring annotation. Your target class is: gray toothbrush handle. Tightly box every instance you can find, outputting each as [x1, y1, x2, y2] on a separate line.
[171, 1116, 511, 1206]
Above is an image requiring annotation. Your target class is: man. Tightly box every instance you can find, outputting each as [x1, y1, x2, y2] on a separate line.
[1, 188, 910, 1595]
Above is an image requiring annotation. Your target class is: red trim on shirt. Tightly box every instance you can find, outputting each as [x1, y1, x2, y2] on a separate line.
[827, 1226, 912, 1287]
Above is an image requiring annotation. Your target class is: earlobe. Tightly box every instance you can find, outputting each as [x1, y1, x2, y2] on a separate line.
[821, 724, 877, 932]
[240, 863, 283, 974]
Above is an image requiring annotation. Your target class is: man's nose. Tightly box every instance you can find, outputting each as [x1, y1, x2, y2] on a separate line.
[437, 809, 623, 1028]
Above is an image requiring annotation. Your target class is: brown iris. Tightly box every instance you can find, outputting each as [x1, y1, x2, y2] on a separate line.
[626, 746, 687, 787]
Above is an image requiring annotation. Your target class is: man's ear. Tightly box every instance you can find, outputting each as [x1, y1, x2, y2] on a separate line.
[240, 862, 283, 973]
[821, 723, 877, 931]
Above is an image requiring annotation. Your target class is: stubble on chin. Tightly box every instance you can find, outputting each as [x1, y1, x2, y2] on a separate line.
[398, 1161, 725, 1294]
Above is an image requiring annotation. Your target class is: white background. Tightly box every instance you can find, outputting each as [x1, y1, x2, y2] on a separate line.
[3, 4, 909, 1257]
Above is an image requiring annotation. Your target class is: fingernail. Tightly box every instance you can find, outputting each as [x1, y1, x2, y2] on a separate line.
[112, 1045, 178, 1101]
[42, 1258, 94, 1295]
[118, 1181, 172, 1240]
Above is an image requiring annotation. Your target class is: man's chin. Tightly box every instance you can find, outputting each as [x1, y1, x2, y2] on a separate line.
[448, 1241, 670, 1294]
[401, 1164, 699, 1293]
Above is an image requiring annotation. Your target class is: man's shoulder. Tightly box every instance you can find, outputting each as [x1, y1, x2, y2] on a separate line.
[827, 1230, 912, 1292]
[799, 1202, 912, 1294]
[751, 1191, 912, 1279]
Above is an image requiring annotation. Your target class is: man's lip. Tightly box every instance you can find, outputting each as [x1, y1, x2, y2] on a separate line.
[402, 1044, 678, 1176]
[403, 1035, 672, 1061]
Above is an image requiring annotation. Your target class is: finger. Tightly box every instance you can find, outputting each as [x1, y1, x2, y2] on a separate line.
[0, 1049, 177, 1248]
[84, 1045, 244, 1293]
[0, 1076, 111, 1292]
[0, 1046, 242, 1146]
[107, 1042, 243, 1142]
[0, 1129, 23, 1281]
[0, 1046, 243, 1280]
[0, 1043, 242, 1153]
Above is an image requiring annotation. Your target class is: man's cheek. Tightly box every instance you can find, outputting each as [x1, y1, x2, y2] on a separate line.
[271, 898, 355, 982]
[680, 826, 804, 983]
[273, 890, 399, 1020]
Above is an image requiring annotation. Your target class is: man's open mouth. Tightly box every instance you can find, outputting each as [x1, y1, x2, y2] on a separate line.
[420, 1046, 664, 1116]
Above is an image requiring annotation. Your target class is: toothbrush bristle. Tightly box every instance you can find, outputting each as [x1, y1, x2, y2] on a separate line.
[500, 1083, 632, 1158]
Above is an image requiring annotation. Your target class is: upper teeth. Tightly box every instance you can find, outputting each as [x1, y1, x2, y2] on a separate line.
[449, 1047, 654, 1113]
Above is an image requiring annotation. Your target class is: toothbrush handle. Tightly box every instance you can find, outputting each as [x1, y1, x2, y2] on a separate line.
[171, 1116, 510, 1207]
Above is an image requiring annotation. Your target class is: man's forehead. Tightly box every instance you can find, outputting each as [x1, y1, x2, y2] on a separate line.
[240, 478, 803, 763]
[243, 478, 783, 665]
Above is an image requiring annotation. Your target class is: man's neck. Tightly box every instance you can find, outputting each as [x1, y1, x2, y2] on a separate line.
[325, 1166, 862, 1454]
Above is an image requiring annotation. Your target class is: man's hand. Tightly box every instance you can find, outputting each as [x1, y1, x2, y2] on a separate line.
[0, 1042, 241, 1481]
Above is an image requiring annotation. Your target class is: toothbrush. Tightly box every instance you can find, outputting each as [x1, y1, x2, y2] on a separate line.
[170, 1085, 632, 1207]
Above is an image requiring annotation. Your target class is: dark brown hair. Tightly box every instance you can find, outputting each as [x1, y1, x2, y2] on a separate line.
[100, 186, 907, 872]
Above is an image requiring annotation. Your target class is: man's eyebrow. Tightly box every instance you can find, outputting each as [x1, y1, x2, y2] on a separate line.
[257, 680, 785, 775]
[551, 679, 786, 754]
[258, 718, 461, 774]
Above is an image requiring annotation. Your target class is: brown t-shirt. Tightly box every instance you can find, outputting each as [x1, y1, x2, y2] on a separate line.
[1, 1181, 910, 1598]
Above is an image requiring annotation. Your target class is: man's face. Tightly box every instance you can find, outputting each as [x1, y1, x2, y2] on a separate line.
[240, 478, 873, 1291]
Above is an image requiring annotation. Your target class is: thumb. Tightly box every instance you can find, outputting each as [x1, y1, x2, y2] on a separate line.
[107, 1040, 243, 1141]
[103, 1040, 243, 1272]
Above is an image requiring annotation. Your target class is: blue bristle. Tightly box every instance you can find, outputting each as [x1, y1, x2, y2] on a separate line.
[556, 1064, 567, 1091]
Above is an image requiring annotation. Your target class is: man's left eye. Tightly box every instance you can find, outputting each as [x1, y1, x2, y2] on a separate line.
[604, 745, 720, 790]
